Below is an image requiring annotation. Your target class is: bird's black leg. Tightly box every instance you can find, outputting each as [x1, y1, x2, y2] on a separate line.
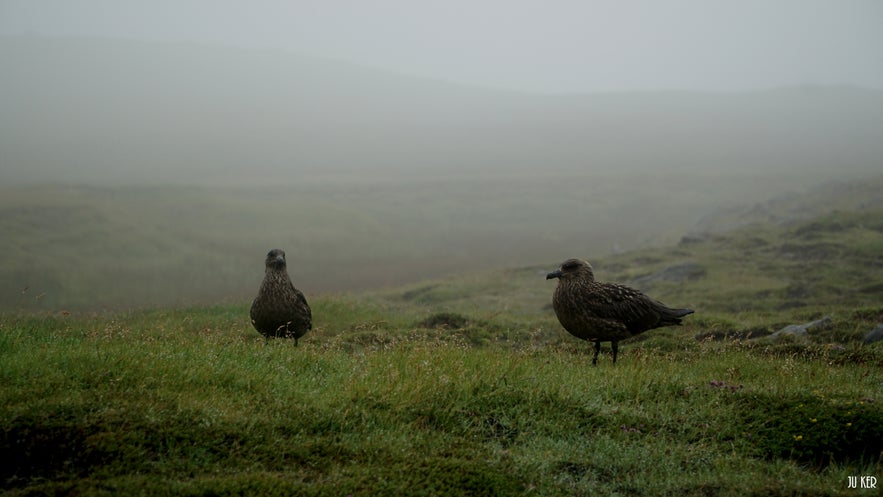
[611, 341, 619, 365]
[592, 340, 601, 366]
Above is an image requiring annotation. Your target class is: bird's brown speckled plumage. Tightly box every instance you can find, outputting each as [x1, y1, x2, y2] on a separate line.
[250, 249, 312, 345]
[547, 258, 693, 365]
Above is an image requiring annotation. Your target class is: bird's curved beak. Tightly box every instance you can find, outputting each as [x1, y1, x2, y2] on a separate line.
[546, 269, 562, 280]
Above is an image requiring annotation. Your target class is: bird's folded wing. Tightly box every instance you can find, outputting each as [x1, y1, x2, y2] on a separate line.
[577, 284, 659, 331]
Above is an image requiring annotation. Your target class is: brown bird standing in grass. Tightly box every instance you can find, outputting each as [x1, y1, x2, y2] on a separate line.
[546, 258, 694, 365]
[250, 249, 312, 345]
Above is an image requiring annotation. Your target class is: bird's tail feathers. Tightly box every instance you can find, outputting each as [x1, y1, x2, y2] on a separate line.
[672, 308, 695, 318]
[658, 306, 694, 326]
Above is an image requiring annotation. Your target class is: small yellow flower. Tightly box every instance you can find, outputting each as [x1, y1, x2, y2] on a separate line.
[810, 418, 817, 423]
[846, 423, 852, 427]
[793, 435, 803, 441]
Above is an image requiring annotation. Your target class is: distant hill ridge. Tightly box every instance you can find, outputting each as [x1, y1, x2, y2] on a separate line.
[2, 35, 882, 186]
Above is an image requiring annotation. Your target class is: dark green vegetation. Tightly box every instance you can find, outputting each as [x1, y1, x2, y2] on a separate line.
[3, 204, 882, 496]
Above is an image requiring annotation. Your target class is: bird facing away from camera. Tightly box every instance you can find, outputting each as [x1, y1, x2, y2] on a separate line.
[546, 258, 694, 365]
[250, 249, 312, 345]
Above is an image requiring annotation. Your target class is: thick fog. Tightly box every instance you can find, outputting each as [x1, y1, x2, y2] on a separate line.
[2, 36, 882, 186]
[1, 2, 882, 310]
[2, 0, 882, 94]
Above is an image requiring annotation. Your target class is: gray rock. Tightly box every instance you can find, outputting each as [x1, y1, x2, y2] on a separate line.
[864, 324, 883, 345]
[755, 316, 832, 342]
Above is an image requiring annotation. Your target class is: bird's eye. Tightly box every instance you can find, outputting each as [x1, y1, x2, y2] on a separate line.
[562, 260, 579, 271]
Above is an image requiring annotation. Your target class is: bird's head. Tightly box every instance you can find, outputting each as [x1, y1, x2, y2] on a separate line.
[264, 249, 287, 270]
[546, 258, 595, 282]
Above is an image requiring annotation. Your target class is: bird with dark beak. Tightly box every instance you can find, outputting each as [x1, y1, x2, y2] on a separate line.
[250, 249, 312, 345]
[547, 258, 693, 365]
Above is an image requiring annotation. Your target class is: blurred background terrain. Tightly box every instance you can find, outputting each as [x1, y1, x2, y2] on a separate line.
[2, 2, 881, 310]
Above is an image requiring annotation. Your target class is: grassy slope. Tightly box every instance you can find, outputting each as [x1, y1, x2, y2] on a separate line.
[1, 172, 861, 310]
[2, 209, 883, 496]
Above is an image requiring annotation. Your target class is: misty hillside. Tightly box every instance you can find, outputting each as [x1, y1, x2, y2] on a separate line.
[693, 177, 883, 233]
[3, 174, 882, 311]
[2, 35, 883, 186]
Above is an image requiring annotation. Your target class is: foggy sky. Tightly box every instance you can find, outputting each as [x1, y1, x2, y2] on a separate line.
[1, 0, 881, 94]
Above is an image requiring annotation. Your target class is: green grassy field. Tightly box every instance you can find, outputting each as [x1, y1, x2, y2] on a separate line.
[2, 206, 882, 496]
